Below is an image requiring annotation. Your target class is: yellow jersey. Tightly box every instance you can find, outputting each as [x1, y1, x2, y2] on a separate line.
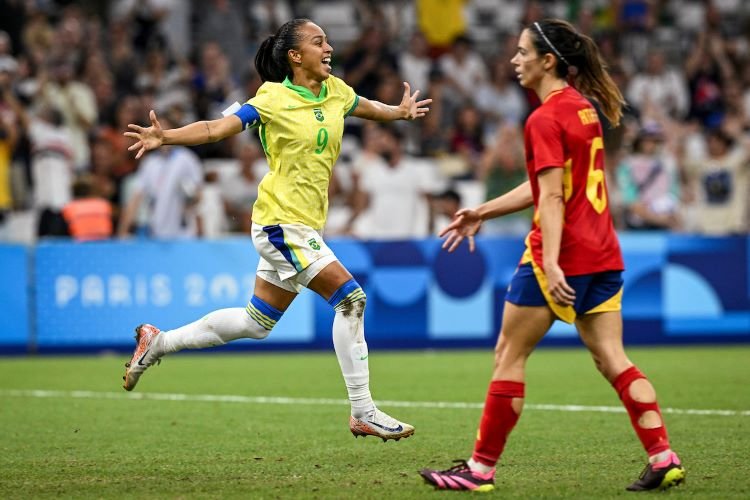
[247, 75, 359, 228]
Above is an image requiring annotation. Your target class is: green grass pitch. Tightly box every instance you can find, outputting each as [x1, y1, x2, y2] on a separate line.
[1, 346, 748, 498]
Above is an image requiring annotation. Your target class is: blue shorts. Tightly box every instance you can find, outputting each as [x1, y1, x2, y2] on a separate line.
[505, 263, 623, 323]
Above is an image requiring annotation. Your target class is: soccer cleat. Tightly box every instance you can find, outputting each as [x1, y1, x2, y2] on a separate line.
[349, 408, 415, 441]
[122, 324, 162, 391]
[420, 460, 495, 492]
[626, 452, 685, 491]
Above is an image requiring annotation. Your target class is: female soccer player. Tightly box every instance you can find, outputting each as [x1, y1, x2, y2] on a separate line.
[122, 19, 431, 442]
[420, 19, 685, 492]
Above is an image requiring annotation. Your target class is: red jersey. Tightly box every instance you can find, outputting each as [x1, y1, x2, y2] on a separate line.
[523, 86, 623, 275]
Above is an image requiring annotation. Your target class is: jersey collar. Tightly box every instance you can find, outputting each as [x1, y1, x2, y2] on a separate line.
[283, 76, 328, 102]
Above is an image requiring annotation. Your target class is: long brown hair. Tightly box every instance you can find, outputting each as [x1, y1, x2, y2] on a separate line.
[529, 19, 625, 126]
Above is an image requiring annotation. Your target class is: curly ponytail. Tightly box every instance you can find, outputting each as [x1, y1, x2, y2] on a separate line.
[529, 19, 625, 127]
[254, 18, 312, 83]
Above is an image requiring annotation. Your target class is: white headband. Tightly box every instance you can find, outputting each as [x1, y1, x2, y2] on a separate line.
[533, 22, 570, 66]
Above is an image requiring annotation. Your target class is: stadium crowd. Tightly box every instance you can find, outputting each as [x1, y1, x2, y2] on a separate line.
[0, 0, 748, 242]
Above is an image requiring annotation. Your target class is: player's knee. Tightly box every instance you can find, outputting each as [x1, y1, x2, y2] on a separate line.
[245, 295, 284, 339]
[328, 279, 366, 318]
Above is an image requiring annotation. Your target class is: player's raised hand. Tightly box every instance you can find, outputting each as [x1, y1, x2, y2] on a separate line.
[399, 82, 432, 120]
[125, 110, 164, 159]
[439, 208, 482, 253]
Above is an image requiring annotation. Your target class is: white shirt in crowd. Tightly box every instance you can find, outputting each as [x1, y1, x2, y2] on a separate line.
[353, 154, 441, 240]
[133, 146, 203, 238]
[40, 81, 97, 171]
[686, 146, 749, 235]
[28, 119, 74, 210]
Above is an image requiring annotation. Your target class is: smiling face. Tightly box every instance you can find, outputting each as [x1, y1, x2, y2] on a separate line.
[288, 22, 333, 82]
[510, 29, 551, 91]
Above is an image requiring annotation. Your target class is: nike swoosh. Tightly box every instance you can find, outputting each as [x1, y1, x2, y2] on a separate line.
[366, 421, 403, 433]
[137, 349, 151, 366]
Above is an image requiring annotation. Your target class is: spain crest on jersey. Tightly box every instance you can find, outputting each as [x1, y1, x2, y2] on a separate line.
[313, 108, 324, 122]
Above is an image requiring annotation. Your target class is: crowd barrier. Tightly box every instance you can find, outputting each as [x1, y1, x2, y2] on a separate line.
[1, 235, 748, 353]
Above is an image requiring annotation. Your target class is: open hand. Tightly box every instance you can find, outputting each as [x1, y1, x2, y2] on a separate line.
[399, 82, 432, 120]
[124, 109, 164, 159]
[439, 208, 482, 252]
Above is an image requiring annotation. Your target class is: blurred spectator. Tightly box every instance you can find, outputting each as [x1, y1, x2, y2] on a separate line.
[438, 35, 488, 102]
[0, 57, 19, 220]
[37, 57, 97, 171]
[420, 67, 457, 156]
[684, 30, 735, 128]
[398, 32, 432, 99]
[617, 122, 683, 231]
[87, 133, 118, 209]
[6, 89, 73, 237]
[220, 141, 262, 234]
[196, 170, 228, 239]
[350, 124, 439, 239]
[134, 43, 191, 117]
[118, 115, 203, 239]
[683, 128, 749, 235]
[342, 24, 398, 100]
[626, 50, 689, 119]
[107, 21, 138, 96]
[0, 30, 12, 56]
[62, 174, 113, 241]
[196, 0, 248, 77]
[429, 188, 461, 235]
[98, 94, 142, 200]
[248, 0, 293, 41]
[192, 42, 237, 121]
[476, 123, 530, 235]
[110, 0, 181, 55]
[475, 55, 527, 142]
[449, 104, 485, 179]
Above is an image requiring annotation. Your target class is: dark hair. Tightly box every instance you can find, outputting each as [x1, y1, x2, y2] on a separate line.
[707, 128, 734, 148]
[528, 19, 625, 127]
[72, 175, 95, 198]
[254, 18, 312, 83]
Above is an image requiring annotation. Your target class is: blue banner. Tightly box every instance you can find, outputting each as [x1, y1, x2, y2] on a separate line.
[0, 244, 29, 350]
[34, 239, 314, 349]
[20, 234, 750, 352]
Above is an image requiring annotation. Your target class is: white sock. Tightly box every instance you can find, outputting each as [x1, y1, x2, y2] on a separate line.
[157, 307, 273, 354]
[331, 299, 374, 418]
[467, 458, 495, 475]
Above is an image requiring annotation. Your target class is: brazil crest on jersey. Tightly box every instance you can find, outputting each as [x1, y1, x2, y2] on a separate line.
[523, 86, 624, 276]
[246, 74, 359, 228]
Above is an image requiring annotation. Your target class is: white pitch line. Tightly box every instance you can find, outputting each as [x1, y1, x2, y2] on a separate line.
[1, 389, 748, 417]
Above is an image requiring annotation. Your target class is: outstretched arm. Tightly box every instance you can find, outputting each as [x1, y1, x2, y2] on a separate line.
[125, 110, 243, 159]
[440, 181, 533, 252]
[351, 82, 431, 121]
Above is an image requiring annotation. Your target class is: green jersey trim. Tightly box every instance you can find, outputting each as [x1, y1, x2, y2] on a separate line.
[282, 76, 328, 102]
[344, 95, 360, 117]
[259, 122, 269, 155]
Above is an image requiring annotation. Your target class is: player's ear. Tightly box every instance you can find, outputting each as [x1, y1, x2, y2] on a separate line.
[288, 49, 302, 65]
[543, 53, 556, 71]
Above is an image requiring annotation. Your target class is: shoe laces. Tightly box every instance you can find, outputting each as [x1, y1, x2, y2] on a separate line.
[370, 409, 400, 426]
[439, 460, 472, 474]
[637, 463, 651, 480]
